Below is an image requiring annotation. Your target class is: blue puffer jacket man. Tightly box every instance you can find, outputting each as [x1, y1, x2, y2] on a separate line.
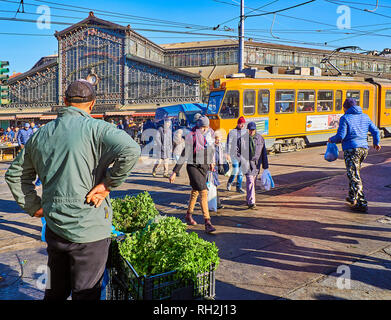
[329, 98, 381, 213]
[329, 98, 380, 149]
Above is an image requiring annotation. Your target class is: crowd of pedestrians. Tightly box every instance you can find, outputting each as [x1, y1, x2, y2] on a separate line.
[0, 122, 41, 145]
[2, 78, 384, 300]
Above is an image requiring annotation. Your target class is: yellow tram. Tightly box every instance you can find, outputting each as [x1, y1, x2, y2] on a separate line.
[206, 73, 391, 152]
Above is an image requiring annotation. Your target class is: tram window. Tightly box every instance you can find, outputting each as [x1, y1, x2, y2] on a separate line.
[275, 90, 295, 113]
[336, 90, 343, 111]
[346, 90, 360, 106]
[297, 90, 315, 113]
[363, 90, 369, 110]
[258, 90, 270, 114]
[243, 90, 255, 116]
[219, 90, 240, 119]
[385, 91, 391, 109]
[317, 90, 334, 112]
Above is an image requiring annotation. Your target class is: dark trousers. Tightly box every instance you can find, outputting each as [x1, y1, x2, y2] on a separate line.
[44, 226, 111, 301]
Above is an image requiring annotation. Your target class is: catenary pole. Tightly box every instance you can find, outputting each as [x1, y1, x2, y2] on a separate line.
[238, 0, 244, 73]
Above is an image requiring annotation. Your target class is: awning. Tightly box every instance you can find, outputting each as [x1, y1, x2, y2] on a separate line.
[0, 116, 15, 120]
[91, 114, 104, 118]
[15, 114, 43, 119]
[105, 111, 135, 116]
[40, 114, 57, 120]
[133, 112, 155, 117]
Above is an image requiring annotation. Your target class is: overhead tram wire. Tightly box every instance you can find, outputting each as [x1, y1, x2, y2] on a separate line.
[209, 0, 280, 32]
[325, 0, 391, 20]
[0, 16, 240, 39]
[29, 0, 216, 30]
[212, 0, 391, 44]
[0, 9, 219, 30]
[245, 0, 316, 18]
[0, 0, 213, 30]
[0, 1, 386, 54]
[325, 0, 391, 9]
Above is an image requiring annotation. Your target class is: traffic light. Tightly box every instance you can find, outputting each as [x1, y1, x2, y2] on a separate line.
[1, 85, 9, 105]
[0, 61, 10, 105]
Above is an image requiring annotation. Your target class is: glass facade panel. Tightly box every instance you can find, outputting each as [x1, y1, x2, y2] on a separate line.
[8, 64, 58, 108]
[60, 27, 124, 105]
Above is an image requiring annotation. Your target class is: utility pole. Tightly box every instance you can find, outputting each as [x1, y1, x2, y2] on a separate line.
[238, 0, 244, 73]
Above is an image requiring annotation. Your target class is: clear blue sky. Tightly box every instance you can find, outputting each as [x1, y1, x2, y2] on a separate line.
[0, 0, 390, 74]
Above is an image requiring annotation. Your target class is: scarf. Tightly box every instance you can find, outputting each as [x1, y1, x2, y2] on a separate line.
[249, 134, 256, 160]
[191, 126, 207, 154]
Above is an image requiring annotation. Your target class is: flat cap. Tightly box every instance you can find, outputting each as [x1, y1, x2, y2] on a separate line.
[65, 79, 96, 103]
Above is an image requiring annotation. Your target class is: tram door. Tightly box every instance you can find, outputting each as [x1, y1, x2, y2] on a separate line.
[379, 84, 391, 128]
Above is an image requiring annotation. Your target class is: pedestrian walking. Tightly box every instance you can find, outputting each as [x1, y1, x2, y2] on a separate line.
[242, 122, 269, 209]
[169, 116, 217, 233]
[213, 130, 226, 210]
[173, 128, 185, 177]
[328, 98, 381, 213]
[5, 79, 141, 300]
[117, 119, 125, 130]
[17, 123, 32, 149]
[226, 116, 246, 193]
[152, 119, 173, 178]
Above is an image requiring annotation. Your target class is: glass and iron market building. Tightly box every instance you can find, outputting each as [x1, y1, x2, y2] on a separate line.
[2, 12, 391, 126]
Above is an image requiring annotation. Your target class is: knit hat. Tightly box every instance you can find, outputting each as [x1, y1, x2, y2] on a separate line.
[194, 113, 202, 122]
[247, 122, 257, 130]
[197, 116, 210, 128]
[24, 123, 30, 128]
[343, 98, 357, 109]
[238, 116, 246, 124]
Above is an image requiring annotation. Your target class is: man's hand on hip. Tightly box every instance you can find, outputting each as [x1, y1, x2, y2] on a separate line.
[33, 208, 43, 218]
[86, 183, 110, 208]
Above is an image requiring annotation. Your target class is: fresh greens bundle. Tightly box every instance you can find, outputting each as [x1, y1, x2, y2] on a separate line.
[118, 216, 220, 281]
[111, 191, 159, 233]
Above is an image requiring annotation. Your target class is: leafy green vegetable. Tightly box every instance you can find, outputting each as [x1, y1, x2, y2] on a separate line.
[111, 191, 159, 233]
[118, 216, 220, 282]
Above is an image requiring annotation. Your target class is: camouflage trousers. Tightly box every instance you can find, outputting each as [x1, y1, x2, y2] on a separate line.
[343, 148, 369, 207]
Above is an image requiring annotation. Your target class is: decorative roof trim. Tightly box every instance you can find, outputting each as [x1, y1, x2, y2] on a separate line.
[7, 61, 58, 85]
[126, 54, 201, 79]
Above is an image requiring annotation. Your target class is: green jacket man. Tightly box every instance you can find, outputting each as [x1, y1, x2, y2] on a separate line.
[5, 79, 141, 300]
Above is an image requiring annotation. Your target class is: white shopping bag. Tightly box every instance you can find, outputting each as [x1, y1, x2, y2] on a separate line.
[207, 172, 217, 212]
[257, 169, 275, 191]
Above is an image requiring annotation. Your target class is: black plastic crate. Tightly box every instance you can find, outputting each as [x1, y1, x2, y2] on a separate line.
[106, 240, 216, 300]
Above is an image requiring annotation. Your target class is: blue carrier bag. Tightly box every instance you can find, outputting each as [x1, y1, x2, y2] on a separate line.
[324, 142, 339, 162]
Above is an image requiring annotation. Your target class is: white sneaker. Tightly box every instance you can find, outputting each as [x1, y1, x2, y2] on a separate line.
[226, 183, 232, 191]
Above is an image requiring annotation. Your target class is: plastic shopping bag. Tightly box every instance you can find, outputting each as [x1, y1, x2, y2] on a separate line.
[224, 162, 232, 177]
[206, 172, 217, 212]
[258, 169, 275, 191]
[41, 217, 46, 242]
[324, 142, 339, 162]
